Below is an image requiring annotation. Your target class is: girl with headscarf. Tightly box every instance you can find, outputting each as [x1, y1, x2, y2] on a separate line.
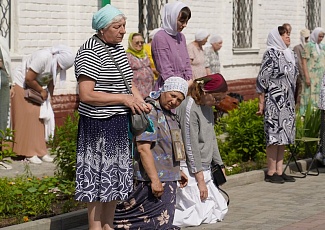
[114, 77, 189, 230]
[256, 26, 298, 184]
[11, 44, 74, 164]
[75, 4, 151, 230]
[187, 30, 210, 79]
[126, 32, 154, 98]
[173, 73, 228, 227]
[300, 27, 325, 115]
[151, 1, 192, 90]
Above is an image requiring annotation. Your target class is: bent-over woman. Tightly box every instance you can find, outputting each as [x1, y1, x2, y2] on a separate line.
[114, 77, 189, 230]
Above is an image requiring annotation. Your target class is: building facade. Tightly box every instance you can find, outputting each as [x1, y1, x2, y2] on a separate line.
[3, 0, 324, 124]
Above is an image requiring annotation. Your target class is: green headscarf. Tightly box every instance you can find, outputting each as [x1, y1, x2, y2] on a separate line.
[126, 33, 146, 59]
[92, 4, 123, 31]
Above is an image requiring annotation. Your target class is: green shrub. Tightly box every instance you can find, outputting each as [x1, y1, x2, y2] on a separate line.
[49, 112, 79, 181]
[0, 175, 76, 224]
[0, 128, 16, 164]
[293, 101, 321, 159]
[215, 99, 266, 166]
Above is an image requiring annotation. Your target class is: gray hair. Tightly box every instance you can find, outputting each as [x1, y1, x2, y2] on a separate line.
[103, 14, 127, 30]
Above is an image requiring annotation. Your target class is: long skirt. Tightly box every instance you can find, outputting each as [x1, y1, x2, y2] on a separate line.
[75, 114, 133, 202]
[0, 70, 10, 133]
[114, 181, 180, 230]
[173, 166, 228, 227]
[11, 85, 47, 157]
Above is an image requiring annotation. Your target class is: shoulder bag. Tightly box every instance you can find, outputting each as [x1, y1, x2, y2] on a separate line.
[215, 95, 239, 113]
[93, 36, 149, 136]
[211, 163, 230, 206]
[24, 86, 44, 105]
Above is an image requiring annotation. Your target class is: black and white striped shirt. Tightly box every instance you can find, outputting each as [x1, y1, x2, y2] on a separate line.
[75, 36, 133, 119]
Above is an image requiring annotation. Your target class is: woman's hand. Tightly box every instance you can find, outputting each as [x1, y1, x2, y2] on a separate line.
[197, 180, 208, 201]
[10, 87, 15, 98]
[40, 89, 48, 100]
[178, 170, 188, 188]
[256, 104, 264, 116]
[150, 179, 164, 198]
[256, 94, 264, 116]
[195, 171, 208, 201]
[123, 95, 151, 115]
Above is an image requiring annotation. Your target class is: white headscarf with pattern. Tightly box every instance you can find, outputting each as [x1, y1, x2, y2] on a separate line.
[266, 26, 295, 66]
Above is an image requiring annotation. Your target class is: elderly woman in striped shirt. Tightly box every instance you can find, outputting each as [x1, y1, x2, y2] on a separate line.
[74, 4, 150, 230]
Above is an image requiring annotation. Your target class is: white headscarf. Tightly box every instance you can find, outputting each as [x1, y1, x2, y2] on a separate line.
[299, 28, 310, 47]
[310, 27, 325, 55]
[266, 26, 295, 66]
[162, 1, 187, 36]
[195, 30, 209, 42]
[48, 45, 74, 86]
[209, 34, 222, 44]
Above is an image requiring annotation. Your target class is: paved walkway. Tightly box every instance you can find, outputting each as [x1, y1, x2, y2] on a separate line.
[2, 159, 325, 230]
[0, 157, 56, 178]
[70, 166, 325, 230]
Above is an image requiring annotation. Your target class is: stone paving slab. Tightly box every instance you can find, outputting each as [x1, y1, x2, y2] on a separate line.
[2, 159, 325, 230]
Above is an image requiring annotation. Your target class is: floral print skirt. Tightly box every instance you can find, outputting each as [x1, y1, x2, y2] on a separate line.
[114, 181, 180, 230]
[75, 114, 133, 202]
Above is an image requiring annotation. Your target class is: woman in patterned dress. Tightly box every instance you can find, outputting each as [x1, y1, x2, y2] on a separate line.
[256, 26, 298, 184]
[126, 33, 154, 99]
[114, 77, 189, 230]
[300, 27, 325, 115]
[204, 34, 223, 75]
[74, 5, 151, 230]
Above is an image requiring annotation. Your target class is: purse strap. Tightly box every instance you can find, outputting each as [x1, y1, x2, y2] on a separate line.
[92, 35, 132, 94]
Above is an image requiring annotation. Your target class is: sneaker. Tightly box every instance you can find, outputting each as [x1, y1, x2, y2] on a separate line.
[27, 156, 42, 164]
[315, 152, 323, 162]
[0, 162, 13, 170]
[41, 154, 54, 163]
[280, 173, 296, 182]
[265, 173, 285, 184]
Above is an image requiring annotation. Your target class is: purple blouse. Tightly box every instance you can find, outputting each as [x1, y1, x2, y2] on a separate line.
[151, 29, 192, 90]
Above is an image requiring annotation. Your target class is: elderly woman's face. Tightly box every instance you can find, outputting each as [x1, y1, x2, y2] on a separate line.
[201, 92, 226, 106]
[131, 35, 145, 51]
[318, 32, 325, 44]
[212, 41, 223, 51]
[198, 37, 209, 46]
[101, 18, 126, 44]
[159, 91, 185, 110]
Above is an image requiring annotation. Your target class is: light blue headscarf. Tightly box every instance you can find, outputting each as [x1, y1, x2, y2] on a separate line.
[92, 4, 124, 31]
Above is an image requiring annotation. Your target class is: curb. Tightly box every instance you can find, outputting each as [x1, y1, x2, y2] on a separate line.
[1, 209, 88, 230]
[1, 158, 317, 230]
